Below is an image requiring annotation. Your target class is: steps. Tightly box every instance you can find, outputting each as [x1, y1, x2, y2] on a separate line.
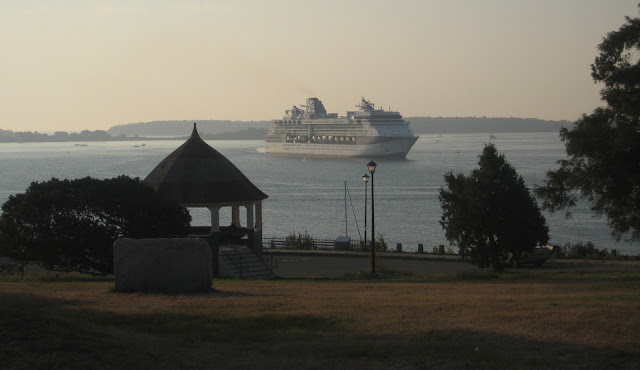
[218, 245, 275, 279]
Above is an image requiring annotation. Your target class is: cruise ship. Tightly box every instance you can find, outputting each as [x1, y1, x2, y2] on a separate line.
[264, 97, 418, 158]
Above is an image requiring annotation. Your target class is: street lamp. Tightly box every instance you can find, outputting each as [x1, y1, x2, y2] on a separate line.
[367, 160, 377, 275]
[362, 174, 369, 253]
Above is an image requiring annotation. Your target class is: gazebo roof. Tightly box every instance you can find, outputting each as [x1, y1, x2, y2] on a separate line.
[143, 123, 268, 206]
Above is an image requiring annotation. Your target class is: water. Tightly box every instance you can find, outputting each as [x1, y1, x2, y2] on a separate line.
[0, 133, 637, 255]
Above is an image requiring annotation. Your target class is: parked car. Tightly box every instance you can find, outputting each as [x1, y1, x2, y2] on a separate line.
[516, 244, 558, 267]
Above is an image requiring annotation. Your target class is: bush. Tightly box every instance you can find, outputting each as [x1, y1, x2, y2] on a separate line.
[0, 176, 191, 275]
[554, 241, 609, 260]
[285, 231, 315, 250]
[375, 233, 388, 252]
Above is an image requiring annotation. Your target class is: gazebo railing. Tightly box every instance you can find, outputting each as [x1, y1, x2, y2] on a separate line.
[261, 246, 278, 270]
[219, 247, 250, 278]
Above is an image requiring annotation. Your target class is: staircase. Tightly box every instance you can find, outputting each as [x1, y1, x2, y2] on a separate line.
[218, 245, 275, 279]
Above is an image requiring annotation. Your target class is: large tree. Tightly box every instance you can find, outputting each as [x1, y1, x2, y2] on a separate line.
[0, 176, 191, 275]
[535, 6, 640, 242]
[440, 144, 549, 270]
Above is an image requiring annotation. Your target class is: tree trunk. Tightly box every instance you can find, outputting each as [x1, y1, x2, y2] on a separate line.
[489, 235, 501, 272]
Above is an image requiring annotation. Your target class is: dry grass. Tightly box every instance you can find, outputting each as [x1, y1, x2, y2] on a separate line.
[1, 272, 639, 369]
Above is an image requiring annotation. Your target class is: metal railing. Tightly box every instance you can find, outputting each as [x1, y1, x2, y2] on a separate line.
[263, 236, 365, 251]
[261, 246, 278, 271]
[218, 247, 250, 278]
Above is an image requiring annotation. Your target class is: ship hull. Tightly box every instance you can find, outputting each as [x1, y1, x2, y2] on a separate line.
[264, 136, 418, 158]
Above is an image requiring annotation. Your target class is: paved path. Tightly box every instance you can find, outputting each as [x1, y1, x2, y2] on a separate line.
[270, 252, 479, 277]
[267, 250, 640, 278]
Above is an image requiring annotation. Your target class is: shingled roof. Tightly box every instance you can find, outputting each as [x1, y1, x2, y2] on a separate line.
[143, 123, 268, 206]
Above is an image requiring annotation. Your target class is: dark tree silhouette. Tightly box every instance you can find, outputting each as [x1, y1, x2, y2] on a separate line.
[0, 176, 191, 275]
[440, 144, 549, 270]
[535, 5, 640, 242]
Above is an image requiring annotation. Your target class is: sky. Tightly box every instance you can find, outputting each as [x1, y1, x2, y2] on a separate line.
[1, 0, 639, 132]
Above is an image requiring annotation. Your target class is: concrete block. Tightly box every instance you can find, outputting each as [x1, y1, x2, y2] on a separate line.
[113, 238, 212, 292]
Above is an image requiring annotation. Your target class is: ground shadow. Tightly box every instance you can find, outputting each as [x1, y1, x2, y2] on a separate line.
[2, 291, 638, 369]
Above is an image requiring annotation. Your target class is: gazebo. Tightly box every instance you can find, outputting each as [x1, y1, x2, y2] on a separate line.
[143, 123, 268, 275]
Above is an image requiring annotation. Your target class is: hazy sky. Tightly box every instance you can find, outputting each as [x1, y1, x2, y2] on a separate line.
[1, 1, 638, 132]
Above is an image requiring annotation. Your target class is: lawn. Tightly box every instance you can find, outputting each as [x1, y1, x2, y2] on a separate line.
[1, 271, 639, 369]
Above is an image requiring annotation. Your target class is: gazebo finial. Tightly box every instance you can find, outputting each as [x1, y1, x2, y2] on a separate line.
[191, 122, 198, 137]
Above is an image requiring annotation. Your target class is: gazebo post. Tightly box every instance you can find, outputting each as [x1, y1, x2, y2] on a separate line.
[255, 202, 263, 230]
[246, 202, 259, 254]
[232, 205, 240, 227]
[208, 206, 221, 233]
[246, 203, 255, 230]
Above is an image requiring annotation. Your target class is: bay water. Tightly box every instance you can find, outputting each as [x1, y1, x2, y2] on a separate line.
[0, 132, 637, 255]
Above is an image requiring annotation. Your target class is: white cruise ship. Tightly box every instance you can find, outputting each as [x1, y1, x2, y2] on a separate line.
[264, 97, 418, 158]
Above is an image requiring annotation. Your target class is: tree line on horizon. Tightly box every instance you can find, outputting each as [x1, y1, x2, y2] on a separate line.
[0, 129, 132, 143]
[0, 116, 571, 143]
[0, 127, 265, 143]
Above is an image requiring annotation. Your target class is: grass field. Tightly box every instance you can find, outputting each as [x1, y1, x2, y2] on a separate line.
[1, 271, 639, 369]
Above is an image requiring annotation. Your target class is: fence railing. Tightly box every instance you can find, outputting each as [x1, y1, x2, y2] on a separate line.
[263, 236, 454, 255]
[263, 236, 368, 251]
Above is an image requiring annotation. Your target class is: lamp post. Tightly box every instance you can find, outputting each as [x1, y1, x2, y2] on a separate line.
[367, 160, 377, 275]
[362, 174, 369, 253]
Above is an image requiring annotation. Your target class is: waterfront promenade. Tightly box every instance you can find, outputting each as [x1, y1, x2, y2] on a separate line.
[267, 250, 640, 277]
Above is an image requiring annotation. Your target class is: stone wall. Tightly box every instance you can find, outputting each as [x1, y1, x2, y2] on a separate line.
[113, 238, 212, 292]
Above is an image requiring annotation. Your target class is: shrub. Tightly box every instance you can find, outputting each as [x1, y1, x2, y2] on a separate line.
[375, 233, 388, 252]
[0, 176, 191, 275]
[555, 241, 609, 260]
[285, 231, 315, 250]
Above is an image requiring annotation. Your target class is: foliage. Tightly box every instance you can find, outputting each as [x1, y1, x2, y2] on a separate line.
[0, 176, 191, 275]
[535, 6, 640, 242]
[375, 233, 388, 252]
[360, 233, 388, 252]
[555, 241, 606, 260]
[551, 241, 639, 261]
[0, 260, 26, 278]
[439, 144, 549, 270]
[285, 231, 315, 249]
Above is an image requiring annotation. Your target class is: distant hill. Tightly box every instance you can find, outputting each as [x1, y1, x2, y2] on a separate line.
[105, 117, 573, 138]
[408, 117, 571, 134]
[203, 127, 268, 140]
[107, 120, 271, 137]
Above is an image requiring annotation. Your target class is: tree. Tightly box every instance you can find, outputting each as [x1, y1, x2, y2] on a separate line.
[439, 144, 549, 270]
[535, 6, 640, 242]
[0, 176, 191, 275]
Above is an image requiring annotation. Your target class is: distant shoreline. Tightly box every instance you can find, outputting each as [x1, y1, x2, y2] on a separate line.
[0, 129, 268, 143]
[1, 116, 572, 143]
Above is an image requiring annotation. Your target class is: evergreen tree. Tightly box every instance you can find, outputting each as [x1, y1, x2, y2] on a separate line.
[440, 144, 549, 270]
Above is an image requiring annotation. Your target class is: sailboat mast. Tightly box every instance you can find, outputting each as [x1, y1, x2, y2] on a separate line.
[344, 181, 348, 236]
